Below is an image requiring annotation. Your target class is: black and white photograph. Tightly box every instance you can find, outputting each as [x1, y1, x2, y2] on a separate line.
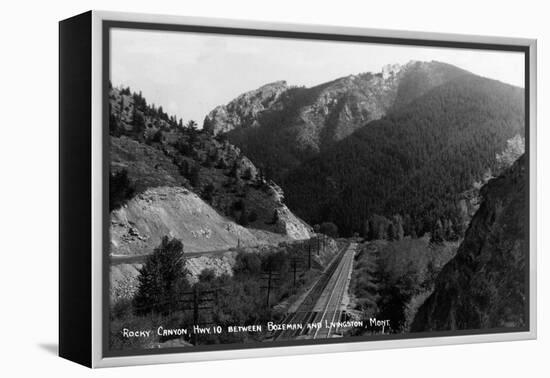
[105, 24, 529, 355]
[3, 0, 550, 375]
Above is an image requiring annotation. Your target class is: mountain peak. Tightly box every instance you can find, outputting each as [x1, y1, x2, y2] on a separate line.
[380, 60, 450, 79]
[258, 80, 287, 90]
[203, 80, 288, 135]
[206, 61, 471, 152]
[205, 60, 471, 133]
[381, 63, 403, 79]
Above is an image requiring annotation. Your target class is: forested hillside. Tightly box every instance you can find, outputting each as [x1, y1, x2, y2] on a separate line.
[411, 154, 527, 331]
[108, 84, 312, 244]
[215, 61, 469, 182]
[283, 75, 524, 236]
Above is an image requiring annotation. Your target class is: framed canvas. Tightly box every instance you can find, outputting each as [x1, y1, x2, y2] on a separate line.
[59, 10, 537, 368]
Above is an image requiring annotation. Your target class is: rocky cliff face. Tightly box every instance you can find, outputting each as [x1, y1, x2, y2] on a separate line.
[457, 134, 526, 228]
[411, 155, 527, 331]
[110, 187, 260, 256]
[203, 61, 468, 155]
[203, 81, 288, 135]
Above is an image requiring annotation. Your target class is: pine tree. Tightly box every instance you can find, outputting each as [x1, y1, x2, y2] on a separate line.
[189, 165, 200, 188]
[367, 220, 376, 241]
[443, 218, 457, 241]
[320, 222, 339, 238]
[392, 215, 405, 240]
[132, 109, 146, 136]
[202, 183, 215, 203]
[403, 214, 413, 236]
[109, 103, 121, 137]
[271, 210, 280, 225]
[109, 169, 135, 211]
[387, 222, 396, 241]
[362, 220, 370, 239]
[378, 222, 387, 240]
[238, 210, 249, 226]
[430, 219, 445, 244]
[133, 237, 189, 315]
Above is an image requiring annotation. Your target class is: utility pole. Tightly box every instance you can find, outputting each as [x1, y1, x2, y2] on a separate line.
[193, 286, 199, 326]
[291, 254, 305, 289]
[317, 234, 320, 255]
[291, 257, 300, 288]
[192, 286, 199, 345]
[176, 286, 216, 346]
[266, 269, 272, 307]
[308, 241, 312, 269]
[261, 266, 280, 309]
[292, 259, 296, 287]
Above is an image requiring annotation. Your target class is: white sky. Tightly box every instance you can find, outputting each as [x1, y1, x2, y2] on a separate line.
[110, 28, 525, 124]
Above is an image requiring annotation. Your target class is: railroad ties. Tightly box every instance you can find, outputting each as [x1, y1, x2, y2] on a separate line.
[272, 243, 356, 341]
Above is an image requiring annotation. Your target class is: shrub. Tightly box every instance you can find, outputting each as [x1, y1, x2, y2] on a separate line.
[233, 251, 262, 276]
[216, 158, 228, 169]
[238, 211, 249, 226]
[109, 109, 122, 137]
[132, 110, 146, 136]
[146, 129, 163, 144]
[233, 199, 245, 212]
[319, 222, 339, 238]
[188, 165, 200, 188]
[248, 210, 258, 223]
[202, 183, 215, 203]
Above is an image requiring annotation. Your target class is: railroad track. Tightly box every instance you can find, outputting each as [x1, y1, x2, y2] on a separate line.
[311, 245, 355, 338]
[272, 243, 356, 341]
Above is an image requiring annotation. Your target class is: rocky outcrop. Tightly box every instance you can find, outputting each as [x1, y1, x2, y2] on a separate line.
[203, 81, 288, 135]
[411, 155, 527, 331]
[204, 61, 468, 155]
[496, 134, 525, 172]
[295, 61, 468, 150]
[184, 252, 237, 284]
[110, 263, 142, 302]
[110, 186, 260, 256]
[458, 134, 526, 228]
[274, 206, 312, 240]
